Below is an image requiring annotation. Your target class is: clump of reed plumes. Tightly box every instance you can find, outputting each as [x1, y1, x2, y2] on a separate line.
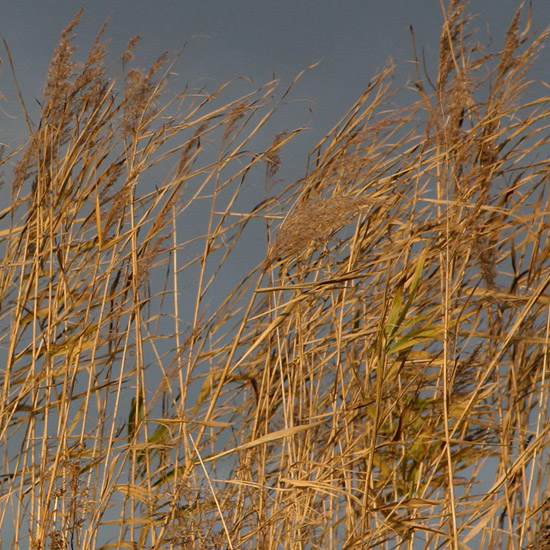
[1, 2, 550, 550]
[0, 9, 301, 550]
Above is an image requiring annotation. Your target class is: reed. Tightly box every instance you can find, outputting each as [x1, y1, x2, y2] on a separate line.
[1, 2, 550, 549]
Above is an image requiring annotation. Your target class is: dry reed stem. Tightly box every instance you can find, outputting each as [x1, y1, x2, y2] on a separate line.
[1, 2, 550, 550]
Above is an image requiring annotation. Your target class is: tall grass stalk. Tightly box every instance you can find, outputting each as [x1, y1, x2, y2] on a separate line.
[1, 2, 550, 549]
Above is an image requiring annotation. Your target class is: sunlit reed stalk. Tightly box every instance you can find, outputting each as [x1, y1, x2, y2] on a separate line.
[1, 2, 550, 549]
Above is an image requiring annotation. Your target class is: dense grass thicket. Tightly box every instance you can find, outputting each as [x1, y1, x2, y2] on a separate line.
[2, 2, 550, 549]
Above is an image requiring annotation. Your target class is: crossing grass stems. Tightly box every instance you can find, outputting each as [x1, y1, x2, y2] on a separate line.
[1, 1, 550, 549]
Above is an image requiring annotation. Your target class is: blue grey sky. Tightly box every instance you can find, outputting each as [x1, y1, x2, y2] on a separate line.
[2, 1, 549, 153]
[2, 1, 549, 306]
